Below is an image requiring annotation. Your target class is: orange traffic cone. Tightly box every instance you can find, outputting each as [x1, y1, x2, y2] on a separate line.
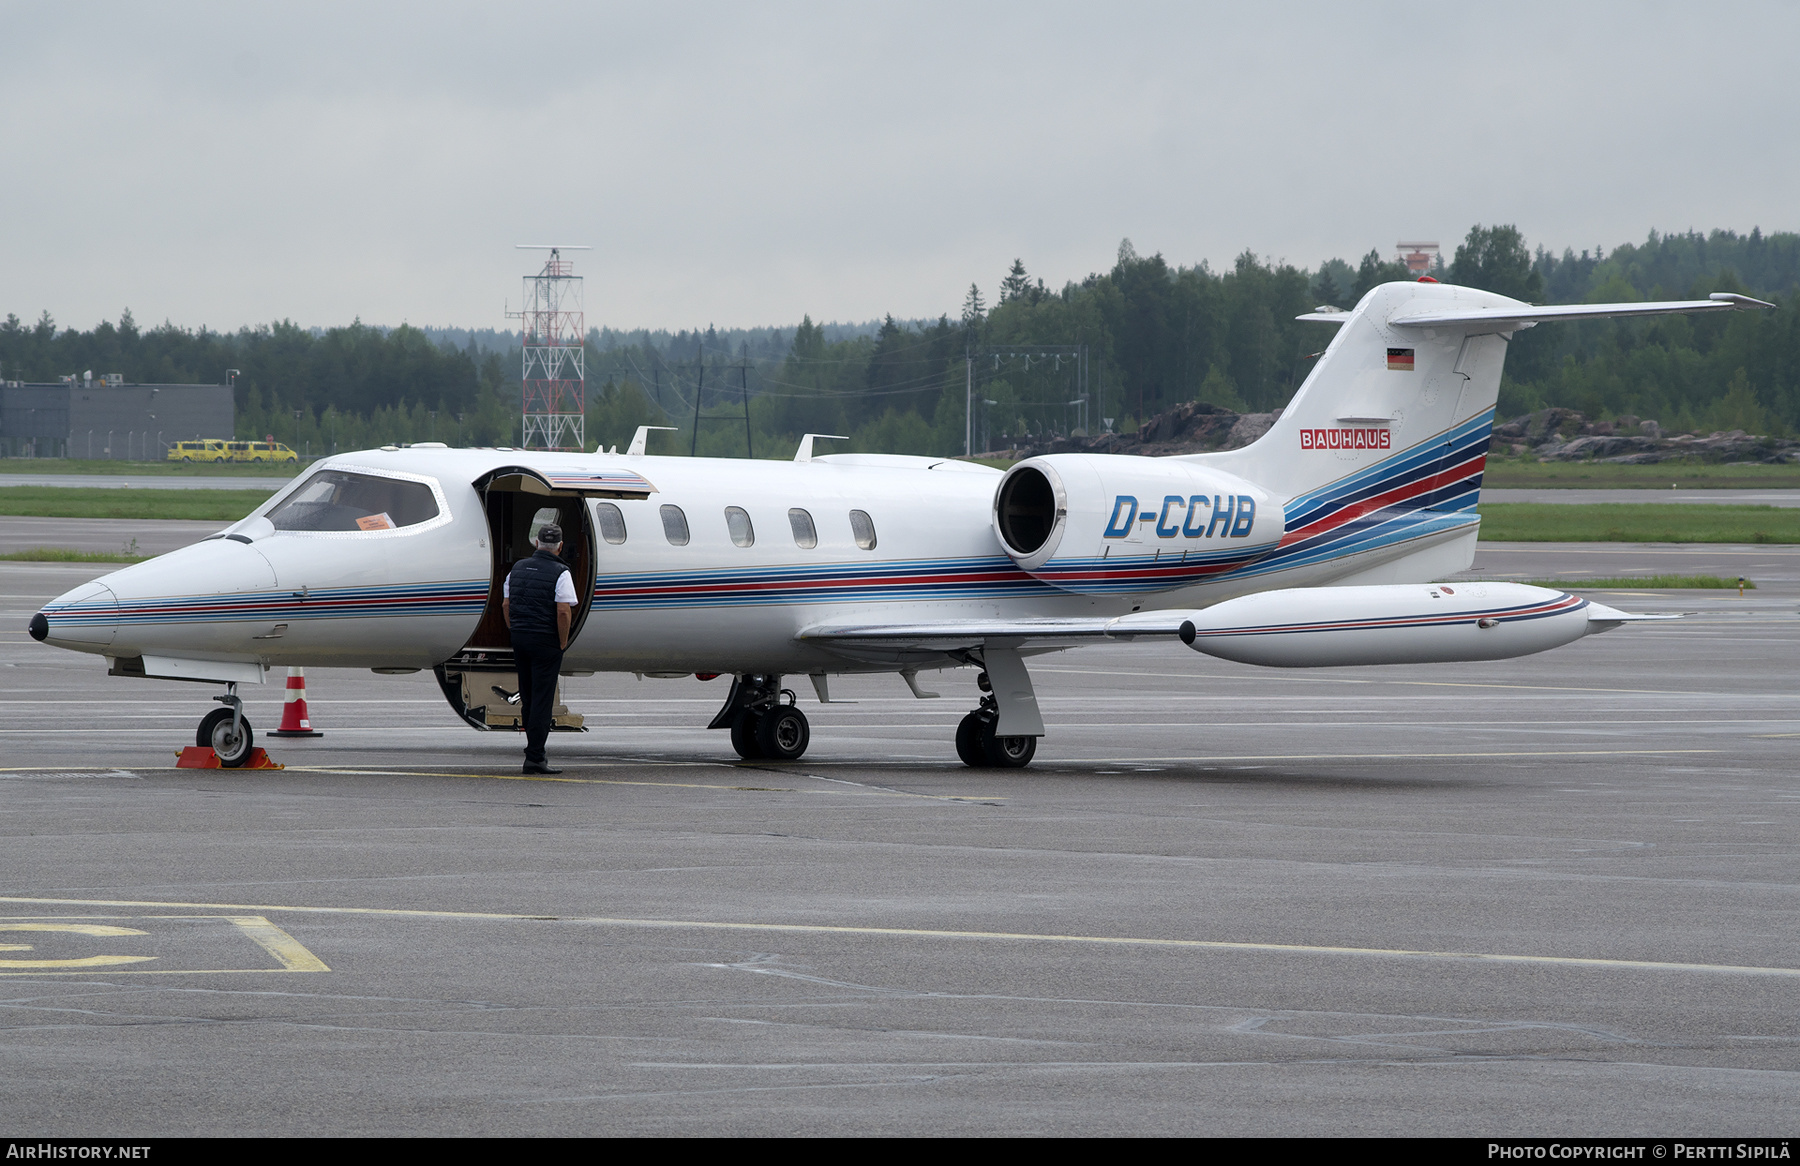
[269, 666, 324, 737]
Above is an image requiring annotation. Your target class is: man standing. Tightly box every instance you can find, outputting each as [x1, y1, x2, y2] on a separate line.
[503, 522, 577, 775]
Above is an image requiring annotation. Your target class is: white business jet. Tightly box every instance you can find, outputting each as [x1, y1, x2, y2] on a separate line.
[29, 280, 1774, 767]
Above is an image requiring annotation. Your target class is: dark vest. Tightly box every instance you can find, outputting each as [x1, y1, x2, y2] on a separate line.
[507, 549, 569, 638]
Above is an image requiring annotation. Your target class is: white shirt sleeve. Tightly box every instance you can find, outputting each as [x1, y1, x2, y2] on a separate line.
[501, 566, 576, 604]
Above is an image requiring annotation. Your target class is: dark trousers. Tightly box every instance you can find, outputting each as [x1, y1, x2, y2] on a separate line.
[511, 633, 564, 763]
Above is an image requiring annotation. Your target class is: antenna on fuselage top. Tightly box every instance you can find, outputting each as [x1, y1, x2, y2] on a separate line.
[794, 434, 849, 463]
[628, 425, 678, 456]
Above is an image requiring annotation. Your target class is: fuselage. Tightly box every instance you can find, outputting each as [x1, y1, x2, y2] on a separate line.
[33, 440, 1477, 679]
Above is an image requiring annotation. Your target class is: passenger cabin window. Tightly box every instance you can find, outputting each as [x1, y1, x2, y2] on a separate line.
[725, 506, 754, 548]
[849, 509, 877, 551]
[788, 508, 817, 549]
[660, 504, 690, 546]
[595, 502, 627, 545]
[266, 470, 439, 532]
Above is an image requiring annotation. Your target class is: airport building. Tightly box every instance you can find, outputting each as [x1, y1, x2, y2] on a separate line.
[0, 375, 235, 459]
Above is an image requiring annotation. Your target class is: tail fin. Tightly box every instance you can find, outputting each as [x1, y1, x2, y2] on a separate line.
[1188, 281, 1768, 584]
[1195, 280, 1771, 503]
[1194, 280, 1515, 507]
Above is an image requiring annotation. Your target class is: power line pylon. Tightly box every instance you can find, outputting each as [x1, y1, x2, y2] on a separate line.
[511, 245, 590, 451]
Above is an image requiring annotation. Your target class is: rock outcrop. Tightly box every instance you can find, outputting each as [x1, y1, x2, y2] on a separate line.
[990, 402, 1797, 464]
[1493, 408, 1797, 463]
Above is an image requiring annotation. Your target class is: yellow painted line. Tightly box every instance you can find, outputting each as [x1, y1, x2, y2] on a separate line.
[0, 922, 146, 937]
[0, 970, 326, 977]
[227, 915, 329, 972]
[0, 920, 156, 968]
[0, 896, 1793, 979]
[0, 913, 326, 975]
[0, 954, 157, 969]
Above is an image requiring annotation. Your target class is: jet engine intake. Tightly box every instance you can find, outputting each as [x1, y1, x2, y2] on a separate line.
[992, 454, 1282, 596]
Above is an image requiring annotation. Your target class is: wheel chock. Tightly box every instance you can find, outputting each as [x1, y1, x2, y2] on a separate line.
[176, 746, 284, 770]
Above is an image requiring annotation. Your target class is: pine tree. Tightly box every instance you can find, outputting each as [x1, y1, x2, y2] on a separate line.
[960, 284, 985, 327]
[1000, 259, 1030, 303]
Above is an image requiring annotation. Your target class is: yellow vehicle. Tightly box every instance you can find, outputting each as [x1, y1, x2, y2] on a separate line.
[167, 439, 230, 463]
[234, 440, 299, 464]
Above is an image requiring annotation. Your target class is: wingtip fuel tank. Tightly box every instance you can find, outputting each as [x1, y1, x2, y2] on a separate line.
[1179, 582, 1596, 667]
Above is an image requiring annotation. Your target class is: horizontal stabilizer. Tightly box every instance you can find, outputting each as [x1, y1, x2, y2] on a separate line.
[1386, 292, 1773, 332]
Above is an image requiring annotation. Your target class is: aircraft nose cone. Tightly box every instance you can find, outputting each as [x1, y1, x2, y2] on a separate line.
[28, 612, 48, 641]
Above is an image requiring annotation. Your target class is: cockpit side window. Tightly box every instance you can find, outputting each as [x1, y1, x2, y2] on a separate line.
[266, 470, 440, 531]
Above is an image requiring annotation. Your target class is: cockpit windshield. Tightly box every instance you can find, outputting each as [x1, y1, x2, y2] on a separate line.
[266, 469, 440, 532]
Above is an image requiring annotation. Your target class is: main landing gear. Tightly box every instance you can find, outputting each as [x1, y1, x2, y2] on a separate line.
[713, 674, 811, 762]
[196, 684, 256, 767]
[954, 670, 1036, 768]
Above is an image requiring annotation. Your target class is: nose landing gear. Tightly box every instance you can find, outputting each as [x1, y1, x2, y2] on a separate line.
[712, 674, 811, 762]
[196, 684, 256, 767]
[954, 670, 1037, 768]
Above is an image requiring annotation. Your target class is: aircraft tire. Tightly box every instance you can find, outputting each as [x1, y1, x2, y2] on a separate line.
[755, 705, 809, 761]
[730, 710, 763, 760]
[978, 721, 1036, 769]
[198, 708, 255, 767]
[954, 712, 986, 767]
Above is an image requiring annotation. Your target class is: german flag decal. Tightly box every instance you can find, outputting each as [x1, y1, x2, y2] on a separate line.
[1387, 348, 1415, 371]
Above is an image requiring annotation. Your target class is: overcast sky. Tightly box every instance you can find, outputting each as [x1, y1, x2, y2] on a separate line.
[3, 1, 1795, 334]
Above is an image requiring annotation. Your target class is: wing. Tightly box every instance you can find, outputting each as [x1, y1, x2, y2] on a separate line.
[796, 611, 1198, 664]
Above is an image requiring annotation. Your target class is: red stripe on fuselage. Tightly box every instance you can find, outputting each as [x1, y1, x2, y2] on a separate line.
[1279, 451, 1486, 547]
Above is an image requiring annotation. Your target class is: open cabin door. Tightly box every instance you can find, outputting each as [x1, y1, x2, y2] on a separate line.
[435, 464, 655, 731]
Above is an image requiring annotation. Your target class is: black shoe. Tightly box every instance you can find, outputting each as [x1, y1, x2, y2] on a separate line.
[523, 761, 563, 775]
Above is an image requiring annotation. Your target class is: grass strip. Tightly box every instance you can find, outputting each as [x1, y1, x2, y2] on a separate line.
[0, 487, 272, 521]
[1, 458, 307, 478]
[1477, 503, 1800, 543]
[1483, 460, 1800, 489]
[1508, 575, 1754, 590]
[0, 548, 150, 564]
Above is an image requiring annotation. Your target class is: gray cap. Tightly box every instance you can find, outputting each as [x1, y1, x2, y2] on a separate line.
[536, 523, 563, 547]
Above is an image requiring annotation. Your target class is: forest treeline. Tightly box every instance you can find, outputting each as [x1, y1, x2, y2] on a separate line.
[3, 224, 1797, 458]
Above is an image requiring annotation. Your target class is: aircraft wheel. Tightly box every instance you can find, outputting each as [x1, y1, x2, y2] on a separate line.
[197, 708, 255, 767]
[955, 712, 986, 767]
[979, 720, 1036, 769]
[729, 710, 763, 760]
[755, 704, 810, 761]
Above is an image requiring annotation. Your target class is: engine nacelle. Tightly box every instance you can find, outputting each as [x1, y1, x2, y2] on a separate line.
[992, 454, 1284, 595]
[1181, 582, 1595, 667]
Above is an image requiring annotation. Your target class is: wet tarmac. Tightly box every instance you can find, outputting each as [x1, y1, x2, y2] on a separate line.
[0, 545, 1794, 1135]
